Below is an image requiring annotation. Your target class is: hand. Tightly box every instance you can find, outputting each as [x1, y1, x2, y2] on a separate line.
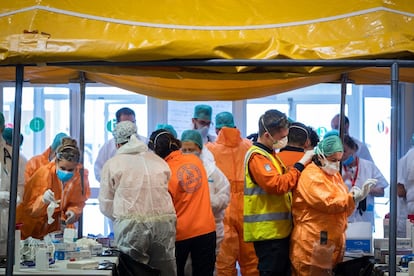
[0, 191, 9, 205]
[351, 179, 377, 202]
[362, 178, 377, 196]
[65, 210, 76, 224]
[298, 150, 315, 166]
[350, 186, 363, 202]
[42, 189, 55, 204]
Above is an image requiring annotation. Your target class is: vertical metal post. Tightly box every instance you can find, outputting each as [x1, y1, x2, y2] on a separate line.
[389, 62, 399, 276]
[339, 74, 348, 139]
[78, 72, 86, 239]
[5, 65, 24, 276]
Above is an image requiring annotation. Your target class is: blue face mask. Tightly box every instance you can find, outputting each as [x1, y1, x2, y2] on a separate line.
[342, 155, 354, 166]
[56, 169, 74, 182]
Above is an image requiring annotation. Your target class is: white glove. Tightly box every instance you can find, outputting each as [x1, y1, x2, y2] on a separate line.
[351, 178, 377, 202]
[0, 191, 9, 205]
[42, 189, 55, 204]
[65, 210, 76, 224]
[298, 150, 315, 166]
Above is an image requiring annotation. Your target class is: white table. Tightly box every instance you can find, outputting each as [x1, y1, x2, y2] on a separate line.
[0, 256, 117, 276]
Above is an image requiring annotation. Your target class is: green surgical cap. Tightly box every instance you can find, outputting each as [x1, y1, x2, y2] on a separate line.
[2, 128, 12, 145]
[193, 105, 212, 121]
[156, 124, 177, 138]
[215, 112, 234, 129]
[181, 129, 203, 149]
[0, 113, 4, 131]
[51, 132, 69, 151]
[323, 129, 339, 139]
[316, 135, 343, 156]
[2, 128, 23, 146]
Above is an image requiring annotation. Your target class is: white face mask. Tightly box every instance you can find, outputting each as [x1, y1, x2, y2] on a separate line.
[272, 136, 288, 150]
[197, 126, 209, 138]
[321, 159, 340, 175]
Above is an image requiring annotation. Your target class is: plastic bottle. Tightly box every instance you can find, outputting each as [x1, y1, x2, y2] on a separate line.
[383, 213, 390, 238]
[14, 223, 22, 271]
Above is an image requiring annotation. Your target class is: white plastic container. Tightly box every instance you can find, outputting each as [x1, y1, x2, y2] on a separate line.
[35, 247, 49, 270]
[346, 222, 372, 253]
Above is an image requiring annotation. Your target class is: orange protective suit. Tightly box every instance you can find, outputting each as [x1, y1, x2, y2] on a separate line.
[16, 162, 90, 240]
[165, 150, 215, 241]
[277, 146, 305, 169]
[24, 147, 51, 182]
[206, 127, 258, 276]
[290, 163, 355, 276]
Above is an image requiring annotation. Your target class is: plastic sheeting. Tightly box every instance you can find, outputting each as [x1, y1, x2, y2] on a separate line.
[1, 0, 414, 100]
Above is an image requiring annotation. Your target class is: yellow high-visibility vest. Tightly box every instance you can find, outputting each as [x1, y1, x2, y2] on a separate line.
[243, 145, 292, 242]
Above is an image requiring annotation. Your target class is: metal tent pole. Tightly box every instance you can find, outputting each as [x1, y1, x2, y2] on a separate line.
[388, 62, 400, 276]
[5, 64, 24, 276]
[77, 72, 86, 239]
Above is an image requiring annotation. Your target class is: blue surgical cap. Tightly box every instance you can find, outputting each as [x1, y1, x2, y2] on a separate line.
[0, 113, 4, 131]
[2, 128, 23, 146]
[51, 132, 69, 151]
[193, 105, 212, 121]
[323, 129, 340, 139]
[181, 129, 203, 149]
[156, 124, 177, 138]
[215, 112, 234, 129]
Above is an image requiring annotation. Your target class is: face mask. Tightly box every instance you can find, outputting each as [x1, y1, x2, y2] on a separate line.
[342, 155, 354, 166]
[321, 159, 340, 175]
[56, 169, 74, 182]
[182, 151, 201, 157]
[272, 136, 288, 150]
[197, 126, 209, 138]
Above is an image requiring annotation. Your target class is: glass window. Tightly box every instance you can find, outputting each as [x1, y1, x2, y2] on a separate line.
[364, 97, 391, 238]
[296, 104, 345, 138]
[83, 86, 147, 236]
[246, 101, 288, 136]
[167, 101, 232, 138]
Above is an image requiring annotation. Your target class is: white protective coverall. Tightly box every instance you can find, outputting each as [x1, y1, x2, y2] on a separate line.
[200, 147, 230, 253]
[94, 135, 147, 182]
[397, 148, 414, 237]
[345, 158, 389, 229]
[0, 140, 26, 256]
[99, 135, 177, 275]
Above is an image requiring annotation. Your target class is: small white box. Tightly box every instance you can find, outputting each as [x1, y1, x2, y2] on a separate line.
[374, 238, 412, 250]
[53, 242, 78, 252]
[90, 244, 103, 255]
[67, 260, 99, 269]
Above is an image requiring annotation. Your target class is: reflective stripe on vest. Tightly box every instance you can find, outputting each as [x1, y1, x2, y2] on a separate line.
[243, 145, 292, 241]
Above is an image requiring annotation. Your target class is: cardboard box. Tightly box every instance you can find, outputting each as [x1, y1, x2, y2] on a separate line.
[53, 242, 78, 252]
[374, 248, 412, 263]
[67, 260, 99, 269]
[54, 249, 92, 260]
[374, 238, 412, 250]
[90, 244, 103, 256]
[346, 239, 372, 253]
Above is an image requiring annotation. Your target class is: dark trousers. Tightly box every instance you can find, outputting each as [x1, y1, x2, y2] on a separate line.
[175, 231, 216, 276]
[253, 237, 291, 276]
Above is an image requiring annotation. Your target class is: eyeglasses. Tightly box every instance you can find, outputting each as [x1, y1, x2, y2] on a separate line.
[195, 119, 212, 127]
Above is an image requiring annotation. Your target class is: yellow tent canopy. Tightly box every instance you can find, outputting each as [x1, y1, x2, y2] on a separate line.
[1, 0, 414, 100]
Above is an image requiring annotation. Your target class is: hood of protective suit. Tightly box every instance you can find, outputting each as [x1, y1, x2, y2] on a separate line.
[215, 127, 243, 148]
[116, 135, 148, 155]
[200, 147, 216, 177]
